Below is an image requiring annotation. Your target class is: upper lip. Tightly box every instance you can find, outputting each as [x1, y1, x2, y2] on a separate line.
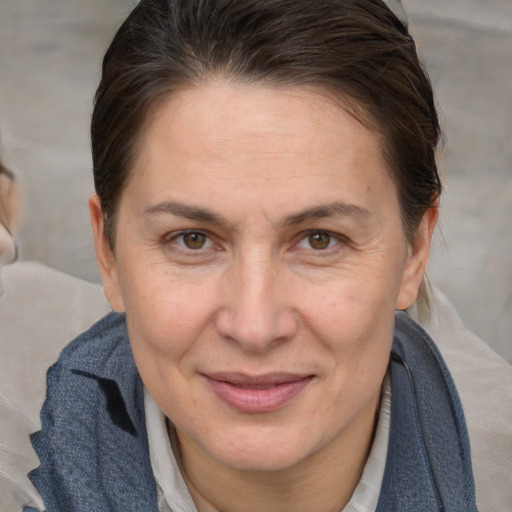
[203, 372, 313, 387]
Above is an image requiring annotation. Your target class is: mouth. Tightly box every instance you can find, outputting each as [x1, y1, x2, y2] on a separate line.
[203, 372, 314, 413]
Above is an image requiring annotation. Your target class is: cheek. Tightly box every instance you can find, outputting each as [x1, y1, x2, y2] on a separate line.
[302, 270, 398, 340]
[118, 258, 217, 362]
[299, 274, 396, 388]
[123, 272, 218, 413]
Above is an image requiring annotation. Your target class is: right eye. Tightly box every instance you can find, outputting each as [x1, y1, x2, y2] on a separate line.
[171, 231, 214, 250]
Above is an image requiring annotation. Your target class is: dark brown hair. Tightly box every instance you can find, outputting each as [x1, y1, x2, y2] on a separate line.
[92, 0, 441, 247]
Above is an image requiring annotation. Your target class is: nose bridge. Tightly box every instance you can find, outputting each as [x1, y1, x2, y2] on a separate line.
[216, 247, 296, 351]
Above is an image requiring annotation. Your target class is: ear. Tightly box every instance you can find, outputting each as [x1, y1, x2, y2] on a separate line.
[396, 199, 439, 310]
[89, 194, 125, 312]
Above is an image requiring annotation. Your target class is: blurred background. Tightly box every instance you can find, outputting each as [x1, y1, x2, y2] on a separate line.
[0, 0, 511, 362]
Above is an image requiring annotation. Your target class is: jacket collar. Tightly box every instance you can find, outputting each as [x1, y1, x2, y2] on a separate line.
[62, 312, 144, 434]
[377, 312, 477, 511]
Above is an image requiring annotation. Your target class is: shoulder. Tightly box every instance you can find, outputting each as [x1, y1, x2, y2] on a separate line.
[38, 311, 141, 436]
[38, 310, 136, 426]
[32, 310, 135, 443]
[29, 312, 155, 511]
[55, 310, 130, 373]
[409, 286, 512, 512]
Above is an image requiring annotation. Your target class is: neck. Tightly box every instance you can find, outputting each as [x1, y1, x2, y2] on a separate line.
[174, 393, 380, 512]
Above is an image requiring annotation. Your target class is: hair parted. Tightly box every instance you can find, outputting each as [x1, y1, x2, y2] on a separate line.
[92, 0, 441, 247]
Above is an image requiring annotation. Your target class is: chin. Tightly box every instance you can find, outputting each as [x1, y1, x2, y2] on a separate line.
[201, 424, 320, 473]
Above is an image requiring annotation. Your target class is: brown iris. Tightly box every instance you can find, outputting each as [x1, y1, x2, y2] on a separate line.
[308, 232, 331, 250]
[183, 232, 207, 249]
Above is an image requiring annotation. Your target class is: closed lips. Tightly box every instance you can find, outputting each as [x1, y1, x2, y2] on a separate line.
[203, 373, 315, 412]
[205, 373, 313, 387]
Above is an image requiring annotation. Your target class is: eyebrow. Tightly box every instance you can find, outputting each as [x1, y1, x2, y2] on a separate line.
[142, 200, 370, 228]
[283, 201, 371, 226]
[143, 201, 231, 228]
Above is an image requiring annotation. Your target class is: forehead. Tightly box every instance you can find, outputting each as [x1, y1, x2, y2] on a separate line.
[127, 80, 397, 218]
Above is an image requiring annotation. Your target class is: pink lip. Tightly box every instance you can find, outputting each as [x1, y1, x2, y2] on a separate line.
[203, 372, 314, 413]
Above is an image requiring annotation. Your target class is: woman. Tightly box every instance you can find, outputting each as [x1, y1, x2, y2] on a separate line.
[27, 0, 511, 511]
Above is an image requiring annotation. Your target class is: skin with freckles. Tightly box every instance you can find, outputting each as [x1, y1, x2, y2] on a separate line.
[90, 80, 437, 512]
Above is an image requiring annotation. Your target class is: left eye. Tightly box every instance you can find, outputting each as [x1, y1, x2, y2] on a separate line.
[297, 231, 339, 250]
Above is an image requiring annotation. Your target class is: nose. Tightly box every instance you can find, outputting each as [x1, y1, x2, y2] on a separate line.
[215, 255, 298, 353]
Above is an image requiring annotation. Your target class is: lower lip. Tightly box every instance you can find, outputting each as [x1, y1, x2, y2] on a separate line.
[205, 376, 313, 413]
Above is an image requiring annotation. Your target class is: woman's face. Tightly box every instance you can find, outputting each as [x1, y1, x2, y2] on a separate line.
[91, 81, 434, 473]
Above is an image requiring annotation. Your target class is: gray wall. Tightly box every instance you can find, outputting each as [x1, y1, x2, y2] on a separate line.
[0, 0, 137, 282]
[0, 0, 511, 362]
[404, 0, 512, 362]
